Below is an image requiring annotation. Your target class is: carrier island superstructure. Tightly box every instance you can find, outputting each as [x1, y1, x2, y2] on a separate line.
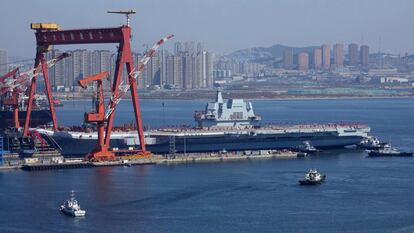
[36, 90, 371, 156]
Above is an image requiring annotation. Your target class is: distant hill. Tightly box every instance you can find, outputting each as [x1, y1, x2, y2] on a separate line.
[228, 44, 319, 63]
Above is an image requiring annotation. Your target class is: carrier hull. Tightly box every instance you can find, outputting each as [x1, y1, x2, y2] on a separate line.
[0, 110, 52, 129]
[39, 125, 369, 156]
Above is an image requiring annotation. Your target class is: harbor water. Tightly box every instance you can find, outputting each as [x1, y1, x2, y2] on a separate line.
[1, 97, 414, 232]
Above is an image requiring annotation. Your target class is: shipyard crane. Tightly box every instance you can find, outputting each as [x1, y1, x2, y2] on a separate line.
[0, 53, 70, 95]
[78, 71, 115, 161]
[0, 68, 19, 92]
[78, 35, 173, 161]
[26, 10, 170, 156]
[105, 34, 174, 119]
[0, 53, 69, 129]
[0, 68, 20, 128]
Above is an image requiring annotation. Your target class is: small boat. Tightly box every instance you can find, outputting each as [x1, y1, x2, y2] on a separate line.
[358, 136, 387, 150]
[299, 169, 326, 185]
[297, 152, 308, 158]
[368, 144, 413, 157]
[296, 141, 318, 154]
[60, 191, 86, 217]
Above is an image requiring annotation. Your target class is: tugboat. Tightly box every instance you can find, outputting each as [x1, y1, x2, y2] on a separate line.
[368, 144, 413, 157]
[299, 169, 326, 185]
[60, 191, 86, 217]
[296, 141, 318, 154]
[358, 136, 387, 150]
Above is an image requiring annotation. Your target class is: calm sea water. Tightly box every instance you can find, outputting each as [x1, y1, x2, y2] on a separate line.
[1, 97, 414, 233]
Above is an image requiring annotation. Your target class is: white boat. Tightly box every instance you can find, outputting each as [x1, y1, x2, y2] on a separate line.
[296, 141, 318, 153]
[299, 169, 326, 185]
[60, 191, 86, 217]
[358, 136, 387, 150]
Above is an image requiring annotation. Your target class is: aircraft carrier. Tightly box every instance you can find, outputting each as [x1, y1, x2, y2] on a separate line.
[36, 90, 370, 156]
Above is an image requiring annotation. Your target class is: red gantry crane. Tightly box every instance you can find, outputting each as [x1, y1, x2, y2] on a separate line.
[78, 34, 174, 161]
[25, 14, 140, 137]
[0, 68, 20, 128]
[25, 10, 173, 159]
[0, 53, 69, 129]
[78, 71, 114, 160]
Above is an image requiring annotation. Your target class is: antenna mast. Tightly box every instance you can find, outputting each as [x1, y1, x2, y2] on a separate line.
[107, 10, 136, 27]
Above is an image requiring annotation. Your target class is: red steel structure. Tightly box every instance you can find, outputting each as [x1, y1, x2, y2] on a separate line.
[78, 71, 115, 160]
[0, 68, 20, 128]
[25, 21, 148, 154]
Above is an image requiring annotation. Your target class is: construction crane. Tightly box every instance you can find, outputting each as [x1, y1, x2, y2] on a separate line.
[0, 53, 70, 94]
[0, 53, 69, 129]
[105, 34, 174, 119]
[77, 35, 173, 161]
[0, 68, 20, 128]
[26, 12, 170, 156]
[78, 71, 115, 161]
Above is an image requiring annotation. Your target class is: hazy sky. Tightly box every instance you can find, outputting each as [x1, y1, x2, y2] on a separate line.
[1, 0, 413, 58]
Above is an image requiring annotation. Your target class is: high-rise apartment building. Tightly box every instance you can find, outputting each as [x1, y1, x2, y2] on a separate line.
[166, 55, 183, 87]
[81, 50, 92, 79]
[283, 48, 293, 69]
[64, 51, 74, 88]
[298, 52, 309, 71]
[92, 50, 111, 75]
[46, 49, 66, 87]
[158, 50, 169, 87]
[142, 55, 160, 87]
[174, 42, 183, 55]
[313, 48, 322, 70]
[0, 49, 8, 75]
[348, 43, 359, 66]
[360, 45, 370, 69]
[322, 44, 331, 69]
[182, 55, 194, 89]
[333, 43, 344, 67]
[196, 42, 204, 54]
[205, 52, 214, 88]
[184, 41, 195, 55]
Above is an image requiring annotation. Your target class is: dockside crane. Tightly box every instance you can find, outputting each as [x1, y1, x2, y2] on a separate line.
[26, 10, 173, 158]
[78, 71, 115, 161]
[0, 68, 20, 128]
[78, 34, 174, 161]
[0, 53, 70, 95]
[0, 53, 69, 129]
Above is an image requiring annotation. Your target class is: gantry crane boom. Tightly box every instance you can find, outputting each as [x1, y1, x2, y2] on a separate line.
[105, 34, 174, 119]
[0, 53, 70, 95]
[0, 68, 20, 128]
[0, 54, 69, 128]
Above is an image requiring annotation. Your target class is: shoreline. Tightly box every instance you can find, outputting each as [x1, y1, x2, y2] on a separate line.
[59, 95, 414, 102]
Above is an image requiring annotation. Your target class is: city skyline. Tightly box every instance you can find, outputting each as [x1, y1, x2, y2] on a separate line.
[36, 41, 214, 91]
[0, 0, 414, 58]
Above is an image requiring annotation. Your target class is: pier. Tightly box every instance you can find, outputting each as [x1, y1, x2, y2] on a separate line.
[0, 149, 300, 171]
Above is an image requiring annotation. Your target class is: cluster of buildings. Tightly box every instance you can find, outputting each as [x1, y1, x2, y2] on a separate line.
[0, 42, 215, 92]
[148, 41, 215, 90]
[283, 43, 370, 71]
[213, 59, 265, 79]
